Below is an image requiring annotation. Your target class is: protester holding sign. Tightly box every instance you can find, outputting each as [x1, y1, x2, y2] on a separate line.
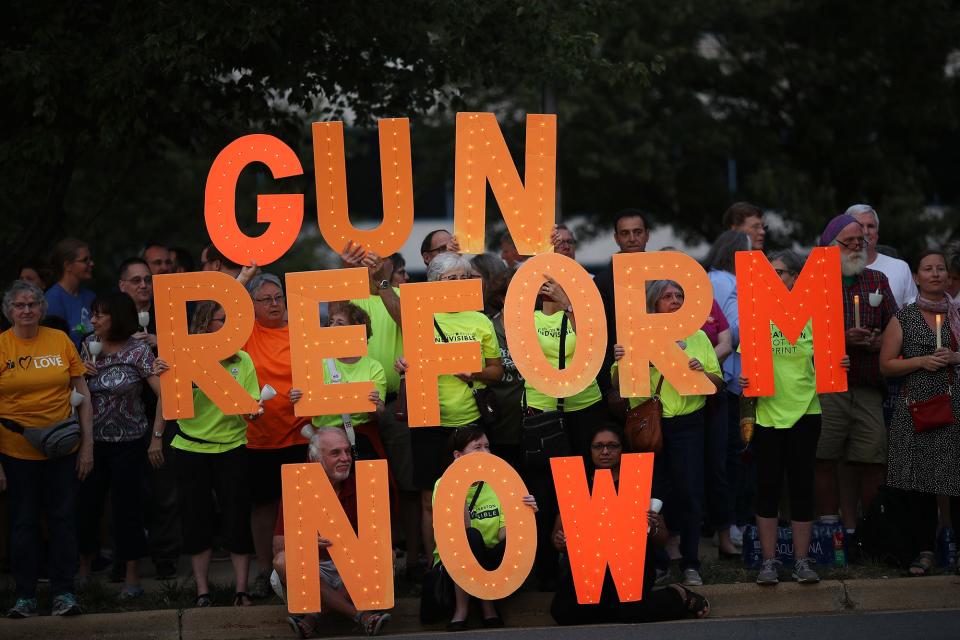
[394, 252, 503, 558]
[76, 292, 162, 599]
[307, 302, 388, 461]
[551, 425, 709, 624]
[740, 250, 850, 586]
[611, 280, 723, 587]
[0, 280, 94, 618]
[242, 273, 312, 593]
[879, 250, 960, 576]
[155, 301, 262, 607]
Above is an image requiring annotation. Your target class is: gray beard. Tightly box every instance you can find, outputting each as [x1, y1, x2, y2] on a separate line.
[841, 250, 867, 277]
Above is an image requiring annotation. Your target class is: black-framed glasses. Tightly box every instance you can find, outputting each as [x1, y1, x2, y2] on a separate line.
[836, 237, 869, 250]
[591, 442, 622, 452]
[440, 274, 476, 281]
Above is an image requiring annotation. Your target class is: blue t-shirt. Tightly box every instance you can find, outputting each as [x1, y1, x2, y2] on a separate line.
[45, 283, 96, 351]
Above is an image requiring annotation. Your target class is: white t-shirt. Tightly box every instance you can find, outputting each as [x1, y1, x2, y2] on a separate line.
[868, 253, 916, 308]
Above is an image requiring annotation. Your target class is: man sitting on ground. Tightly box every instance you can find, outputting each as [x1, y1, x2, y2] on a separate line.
[272, 427, 392, 638]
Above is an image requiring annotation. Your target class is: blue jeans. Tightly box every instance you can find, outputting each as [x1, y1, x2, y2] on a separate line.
[2, 453, 79, 598]
[654, 410, 705, 570]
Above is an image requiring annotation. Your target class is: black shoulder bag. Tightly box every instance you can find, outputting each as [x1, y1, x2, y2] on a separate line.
[433, 318, 500, 428]
[521, 313, 570, 469]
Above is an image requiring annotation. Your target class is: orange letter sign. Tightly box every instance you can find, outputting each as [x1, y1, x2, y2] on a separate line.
[551, 453, 654, 604]
[205, 134, 304, 267]
[454, 112, 555, 255]
[313, 119, 414, 256]
[155, 272, 258, 419]
[399, 280, 485, 427]
[285, 269, 375, 417]
[736, 248, 847, 395]
[504, 253, 606, 397]
[613, 252, 715, 397]
[433, 453, 536, 600]
[281, 460, 393, 614]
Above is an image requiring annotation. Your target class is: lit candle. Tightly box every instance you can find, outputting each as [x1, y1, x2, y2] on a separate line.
[854, 295, 861, 329]
[936, 314, 942, 350]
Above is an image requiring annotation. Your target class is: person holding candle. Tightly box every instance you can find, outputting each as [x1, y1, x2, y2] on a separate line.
[0, 280, 94, 618]
[117, 257, 157, 348]
[879, 250, 960, 576]
[814, 214, 897, 553]
[550, 424, 710, 624]
[76, 292, 163, 599]
[611, 279, 724, 587]
[154, 301, 263, 606]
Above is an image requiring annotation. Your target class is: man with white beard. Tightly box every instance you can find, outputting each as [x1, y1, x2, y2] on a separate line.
[845, 204, 917, 307]
[813, 214, 898, 557]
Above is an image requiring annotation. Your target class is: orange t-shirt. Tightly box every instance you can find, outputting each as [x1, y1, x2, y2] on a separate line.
[0, 327, 86, 460]
[243, 322, 309, 449]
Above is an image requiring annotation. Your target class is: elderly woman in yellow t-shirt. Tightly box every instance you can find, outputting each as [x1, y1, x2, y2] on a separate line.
[612, 279, 722, 588]
[394, 252, 504, 558]
[0, 280, 94, 618]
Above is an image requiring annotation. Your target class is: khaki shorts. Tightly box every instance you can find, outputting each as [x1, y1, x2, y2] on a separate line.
[816, 386, 886, 464]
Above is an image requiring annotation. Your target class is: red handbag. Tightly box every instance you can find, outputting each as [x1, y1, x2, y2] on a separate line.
[906, 326, 956, 434]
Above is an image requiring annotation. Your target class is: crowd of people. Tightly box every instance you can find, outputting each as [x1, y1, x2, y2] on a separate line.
[1, 203, 959, 637]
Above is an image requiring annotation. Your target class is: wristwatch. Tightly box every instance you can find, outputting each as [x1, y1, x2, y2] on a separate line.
[378, 279, 390, 290]
[153, 431, 164, 439]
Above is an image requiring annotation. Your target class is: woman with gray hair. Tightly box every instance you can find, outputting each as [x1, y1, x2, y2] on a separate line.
[0, 280, 94, 617]
[241, 272, 311, 595]
[395, 252, 504, 557]
[611, 279, 723, 587]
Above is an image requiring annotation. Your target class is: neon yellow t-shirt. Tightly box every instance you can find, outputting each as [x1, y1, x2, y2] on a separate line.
[431, 479, 505, 566]
[351, 290, 403, 394]
[433, 311, 501, 427]
[311, 356, 387, 428]
[613, 330, 721, 418]
[173, 350, 260, 454]
[524, 310, 602, 412]
[755, 321, 821, 428]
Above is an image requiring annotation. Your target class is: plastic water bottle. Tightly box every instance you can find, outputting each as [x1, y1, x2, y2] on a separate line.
[937, 527, 957, 568]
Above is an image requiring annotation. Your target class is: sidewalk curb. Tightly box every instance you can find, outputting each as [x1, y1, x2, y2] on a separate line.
[2, 576, 957, 639]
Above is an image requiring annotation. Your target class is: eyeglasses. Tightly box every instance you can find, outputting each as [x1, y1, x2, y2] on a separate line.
[123, 276, 153, 286]
[440, 274, 476, 281]
[253, 294, 285, 305]
[591, 442, 622, 452]
[210, 315, 226, 324]
[836, 237, 869, 250]
[774, 268, 795, 278]
[11, 301, 41, 311]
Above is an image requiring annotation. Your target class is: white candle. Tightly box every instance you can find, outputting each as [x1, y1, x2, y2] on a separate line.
[936, 314, 942, 350]
[854, 295, 861, 329]
[138, 311, 150, 330]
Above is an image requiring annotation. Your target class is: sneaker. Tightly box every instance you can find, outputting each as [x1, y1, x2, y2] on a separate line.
[756, 558, 781, 585]
[730, 525, 743, 548]
[270, 569, 287, 603]
[682, 568, 703, 586]
[119, 584, 145, 601]
[52, 593, 82, 616]
[7, 598, 38, 618]
[792, 557, 820, 584]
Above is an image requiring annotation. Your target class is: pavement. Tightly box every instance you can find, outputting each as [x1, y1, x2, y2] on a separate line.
[1, 575, 958, 640]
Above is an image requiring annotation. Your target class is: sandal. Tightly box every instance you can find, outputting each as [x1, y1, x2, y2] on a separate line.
[288, 614, 318, 639]
[357, 611, 392, 636]
[909, 551, 935, 576]
[672, 584, 710, 618]
[233, 591, 252, 606]
[196, 593, 213, 608]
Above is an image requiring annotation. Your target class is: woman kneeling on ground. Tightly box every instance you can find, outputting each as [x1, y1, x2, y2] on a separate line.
[550, 425, 710, 623]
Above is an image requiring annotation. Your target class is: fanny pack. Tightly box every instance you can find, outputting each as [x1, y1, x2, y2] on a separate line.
[1, 415, 82, 458]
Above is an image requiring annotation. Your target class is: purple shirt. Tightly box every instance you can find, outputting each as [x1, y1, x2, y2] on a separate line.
[701, 300, 730, 347]
[84, 337, 155, 442]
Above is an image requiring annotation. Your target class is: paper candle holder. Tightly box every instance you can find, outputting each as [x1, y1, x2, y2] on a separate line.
[313, 119, 414, 257]
[612, 252, 715, 398]
[204, 134, 304, 267]
[285, 269, 375, 417]
[735, 248, 847, 396]
[550, 453, 654, 604]
[155, 272, 259, 419]
[453, 112, 556, 256]
[433, 453, 536, 601]
[281, 460, 393, 614]
[504, 253, 606, 397]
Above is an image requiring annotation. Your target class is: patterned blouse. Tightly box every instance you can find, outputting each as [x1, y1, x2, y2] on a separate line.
[84, 337, 156, 443]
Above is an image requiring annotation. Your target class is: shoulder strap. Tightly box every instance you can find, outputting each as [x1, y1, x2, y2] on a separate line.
[653, 372, 665, 397]
[556, 313, 569, 412]
[468, 481, 485, 511]
[324, 358, 357, 449]
[433, 318, 449, 343]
